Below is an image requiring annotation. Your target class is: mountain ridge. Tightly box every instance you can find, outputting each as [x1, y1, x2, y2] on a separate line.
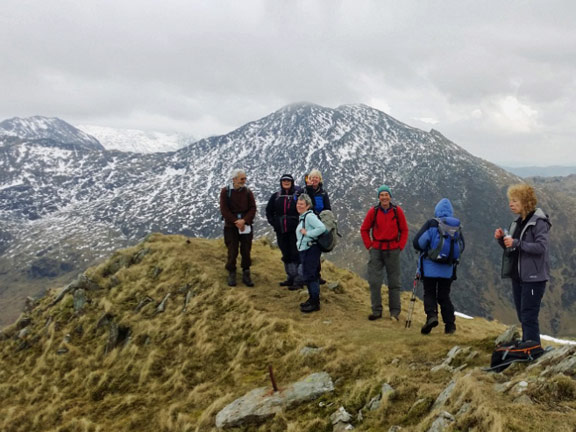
[1, 105, 575, 337]
[1, 235, 575, 431]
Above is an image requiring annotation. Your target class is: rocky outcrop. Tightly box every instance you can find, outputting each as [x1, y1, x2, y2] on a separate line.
[215, 372, 334, 428]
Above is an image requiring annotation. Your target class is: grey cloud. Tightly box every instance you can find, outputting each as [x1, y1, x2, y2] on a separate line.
[1, 0, 576, 165]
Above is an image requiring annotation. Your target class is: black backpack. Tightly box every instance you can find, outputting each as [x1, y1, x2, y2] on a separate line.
[488, 340, 544, 372]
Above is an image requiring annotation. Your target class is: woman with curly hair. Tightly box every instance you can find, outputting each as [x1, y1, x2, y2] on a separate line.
[494, 184, 551, 343]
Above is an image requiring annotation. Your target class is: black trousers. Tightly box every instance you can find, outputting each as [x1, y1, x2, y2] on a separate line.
[224, 227, 253, 272]
[423, 277, 455, 325]
[276, 231, 299, 264]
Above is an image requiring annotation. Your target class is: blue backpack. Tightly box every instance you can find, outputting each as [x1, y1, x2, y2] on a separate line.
[427, 217, 463, 264]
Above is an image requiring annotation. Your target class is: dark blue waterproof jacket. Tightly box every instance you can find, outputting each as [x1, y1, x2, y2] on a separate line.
[413, 198, 464, 279]
[305, 183, 331, 215]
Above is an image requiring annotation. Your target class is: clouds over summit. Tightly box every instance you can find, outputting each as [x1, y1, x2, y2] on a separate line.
[1, 0, 575, 165]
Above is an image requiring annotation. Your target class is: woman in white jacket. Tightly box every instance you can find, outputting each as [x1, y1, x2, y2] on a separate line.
[295, 194, 326, 313]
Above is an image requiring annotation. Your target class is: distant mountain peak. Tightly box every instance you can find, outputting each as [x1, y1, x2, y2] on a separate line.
[76, 125, 195, 154]
[0, 116, 103, 151]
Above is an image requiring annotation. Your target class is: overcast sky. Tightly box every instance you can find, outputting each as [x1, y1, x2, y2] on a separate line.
[1, 1, 575, 166]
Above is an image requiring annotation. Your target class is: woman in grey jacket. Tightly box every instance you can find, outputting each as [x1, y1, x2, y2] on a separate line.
[494, 184, 551, 343]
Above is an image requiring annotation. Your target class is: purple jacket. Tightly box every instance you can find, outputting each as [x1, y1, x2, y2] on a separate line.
[499, 208, 551, 282]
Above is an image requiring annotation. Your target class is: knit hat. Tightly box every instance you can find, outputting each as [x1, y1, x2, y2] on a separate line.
[280, 174, 294, 182]
[377, 184, 392, 198]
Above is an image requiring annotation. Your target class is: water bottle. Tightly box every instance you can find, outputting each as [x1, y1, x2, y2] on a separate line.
[503, 228, 513, 251]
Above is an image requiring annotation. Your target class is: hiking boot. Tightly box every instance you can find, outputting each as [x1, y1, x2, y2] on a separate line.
[368, 313, 382, 321]
[445, 323, 456, 334]
[390, 315, 400, 322]
[319, 277, 327, 285]
[300, 298, 311, 308]
[242, 269, 254, 287]
[227, 271, 237, 287]
[288, 283, 303, 291]
[300, 300, 320, 313]
[421, 316, 439, 335]
[279, 278, 294, 287]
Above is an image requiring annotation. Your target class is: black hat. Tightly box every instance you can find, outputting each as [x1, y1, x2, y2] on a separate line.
[280, 174, 294, 182]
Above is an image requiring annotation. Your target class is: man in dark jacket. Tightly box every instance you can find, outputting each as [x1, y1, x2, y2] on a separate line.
[220, 168, 257, 287]
[265, 174, 302, 288]
[360, 185, 409, 321]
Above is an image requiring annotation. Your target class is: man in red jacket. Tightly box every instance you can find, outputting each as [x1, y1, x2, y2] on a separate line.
[360, 185, 409, 321]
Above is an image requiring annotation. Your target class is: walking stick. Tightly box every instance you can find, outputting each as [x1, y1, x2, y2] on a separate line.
[405, 275, 420, 328]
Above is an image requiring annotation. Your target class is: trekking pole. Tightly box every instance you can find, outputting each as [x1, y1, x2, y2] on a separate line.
[405, 276, 419, 328]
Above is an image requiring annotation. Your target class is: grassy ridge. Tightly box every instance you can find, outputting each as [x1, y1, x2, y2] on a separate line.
[0, 234, 574, 431]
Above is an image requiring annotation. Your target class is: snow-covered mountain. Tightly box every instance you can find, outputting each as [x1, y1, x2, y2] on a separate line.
[1, 104, 575, 336]
[0, 116, 103, 151]
[76, 125, 195, 153]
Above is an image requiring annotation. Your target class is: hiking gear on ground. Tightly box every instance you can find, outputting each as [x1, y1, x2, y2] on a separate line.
[361, 204, 409, 251]
[405, 276, 420, 329]
[377, 184, 392, 198]
[445, 323, 456, 334]
[300, 299, 320, 313]
[421, 316, 439, 335]
[242, 269, 254, 287]
[368, 313, 382, 321]
[227, 271, 237, 287]
[488, 340, 545, 372]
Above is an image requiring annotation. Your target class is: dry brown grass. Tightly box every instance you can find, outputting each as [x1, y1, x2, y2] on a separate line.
[0, 234, 574, 431]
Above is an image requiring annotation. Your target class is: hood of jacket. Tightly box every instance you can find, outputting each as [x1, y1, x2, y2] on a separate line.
[434, 198, 454, 218]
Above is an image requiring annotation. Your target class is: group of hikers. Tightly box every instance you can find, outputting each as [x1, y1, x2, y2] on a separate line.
[219, 168, 551, 344]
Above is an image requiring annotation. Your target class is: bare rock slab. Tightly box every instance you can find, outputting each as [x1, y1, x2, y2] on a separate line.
[215, 372, 334, 428]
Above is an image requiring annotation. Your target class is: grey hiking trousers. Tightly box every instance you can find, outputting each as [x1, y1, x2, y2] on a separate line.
[367, 248, 402, 317]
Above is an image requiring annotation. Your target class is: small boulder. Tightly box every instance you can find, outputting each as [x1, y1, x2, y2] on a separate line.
[215, 372, 334, 428]
[495, 325, 520, 346]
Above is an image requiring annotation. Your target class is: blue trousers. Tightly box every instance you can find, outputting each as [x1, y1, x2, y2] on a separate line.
[511, 279, 546, 343]
[299, 245, 321, 300]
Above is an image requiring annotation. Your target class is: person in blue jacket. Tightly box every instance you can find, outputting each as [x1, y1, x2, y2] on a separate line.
[296, 194, 326, 313]
[413, 198, 465, 335]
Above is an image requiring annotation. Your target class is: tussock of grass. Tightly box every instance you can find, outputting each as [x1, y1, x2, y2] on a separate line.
[0, 234, 574, 431]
